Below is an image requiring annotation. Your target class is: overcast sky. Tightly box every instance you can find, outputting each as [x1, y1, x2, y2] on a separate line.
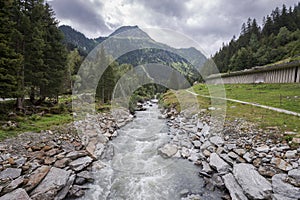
[48, 0, 298, 56]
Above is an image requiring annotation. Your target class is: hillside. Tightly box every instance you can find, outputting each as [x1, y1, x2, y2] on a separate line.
[60, 25, 207, 83]
[213, 3, 300, 74]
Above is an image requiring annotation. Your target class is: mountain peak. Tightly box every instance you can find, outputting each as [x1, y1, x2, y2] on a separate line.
[109, 25, 151, 39]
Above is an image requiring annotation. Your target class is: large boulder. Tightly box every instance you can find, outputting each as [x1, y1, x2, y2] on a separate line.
[30, 167, 71, 200]
[209, 153, 230, 173]
[222, 173, 248, 200]
[272, 173, 300, 199]
[233, 163, 272, 199]
[158, 144, 178, 158]
[0, 188, 31, 200]
[0, 168, 21, 180]
[68, 156, 93, 171]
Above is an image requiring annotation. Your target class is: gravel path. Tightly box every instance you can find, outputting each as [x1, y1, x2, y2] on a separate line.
[186, 89, 300, 117]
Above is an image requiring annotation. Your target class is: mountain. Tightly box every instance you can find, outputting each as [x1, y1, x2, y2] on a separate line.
[59, 25, 207, 82]
[59, 25, 98, 55]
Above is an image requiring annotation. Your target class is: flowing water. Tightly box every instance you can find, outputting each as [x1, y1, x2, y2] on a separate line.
[83, 104, 223, 200]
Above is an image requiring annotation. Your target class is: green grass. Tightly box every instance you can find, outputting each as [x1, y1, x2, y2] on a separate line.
[0, 114, 73, 140]
[193, 83, 300, 113]
[161, 84, 300, 145]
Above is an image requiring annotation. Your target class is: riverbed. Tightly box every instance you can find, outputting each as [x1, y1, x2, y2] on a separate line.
[83, 104, 223, 200]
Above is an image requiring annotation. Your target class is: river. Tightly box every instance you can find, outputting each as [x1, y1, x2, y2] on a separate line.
[83, 103, 223, 200]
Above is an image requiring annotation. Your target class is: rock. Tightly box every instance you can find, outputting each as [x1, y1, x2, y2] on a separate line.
[65, 151, 87, 160]
[24, 165, 50, 192]
[54, 174, 76, 200]
[288, 169, 300, 183]
[222, 173, 248, 200]
[158, 144, 178, 158]
[272, 173, 300, 199]
[233, 163, 272, 199]
[2, 176, 24, 193]
[181, 147, 191, 158]
[54, 158, 71, 168]
[67, 185, 86, 198]
[192, 140, 201, 149]
[209, 153, 230, 173]
[68, 156, 93, 171]
[44, 157, 56, 165]
[234, 149, 246, 156]
[226, 143, 237, 150]
[30, 167, 71, 200]
[228, 151, 239, 159]
[292, 137, 300, 144]
[201, 161, 213, 174]
[243, 152, 252, 163]
[0, 168, 22, 180]
[271, 157, 293, 171]
[255, 145, 270, 153]
[272, 194, 295, 200]
[219, 154, 234, 166]
[252, 158, 262, 167]
[0, 188, 31, 200]
[209, 136, 224, 147]
[203, 149, 211, 157]
[285, 150, 297, 159]
[200, 141, 212, 150]
[77, 171, 94, 182]
[258, 166, 276, 177]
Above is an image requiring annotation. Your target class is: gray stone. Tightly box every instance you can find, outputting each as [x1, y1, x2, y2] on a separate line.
[285, 150, 297, 159]
[0, 188, 31, 200]
[30, 167, 71, 200]
[68, 156, 93, 171]
[209, 153, 230, 173]
[271, 157, 293, 171]
[256, 145, 270, 153]
[272, 173, 300, 199]
[233, 163, 272, 200]
[77, 171, 94, 182]
[65, 151, 87, 160]
[158, 144, 178, 158]
[226, 143, 237, 150]
[234, 148, 246, 156]
[201, 161, 213, 174]
[192, 140, 201, 149]
[228, 151, 239, 159]
[2, 176, 24, 193]
[288, 169, 300, 182]
[222, 173, 248, 200]
[200, 140, 212, 150]
[0, 168, 21, 180]
[54, 174, 76, 200]
[220, 153, 234, 166]
[209, 136, 224, 147]
[272, 194, 295, 200]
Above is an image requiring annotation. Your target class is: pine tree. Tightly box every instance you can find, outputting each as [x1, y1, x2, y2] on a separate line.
[0, 0, 23, 98]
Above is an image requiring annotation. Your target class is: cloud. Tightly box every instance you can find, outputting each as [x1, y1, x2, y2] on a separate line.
[49, 0, 297, 55]
[49, 0, 111, 37]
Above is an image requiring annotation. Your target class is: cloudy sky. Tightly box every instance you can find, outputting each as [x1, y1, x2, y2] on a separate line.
[48, 0, 298, 56]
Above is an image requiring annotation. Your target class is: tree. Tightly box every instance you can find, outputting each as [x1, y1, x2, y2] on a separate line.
[0, 0, 23, 99]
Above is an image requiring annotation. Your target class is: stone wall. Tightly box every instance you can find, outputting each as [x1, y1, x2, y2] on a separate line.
[206, 61, 300, 84]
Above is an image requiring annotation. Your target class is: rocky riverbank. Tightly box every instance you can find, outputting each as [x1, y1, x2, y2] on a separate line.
[0, 109, 133, 200]
[159, 106, 300, 200]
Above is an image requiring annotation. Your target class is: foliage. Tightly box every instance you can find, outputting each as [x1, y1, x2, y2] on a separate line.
[213, 3, 300, 73]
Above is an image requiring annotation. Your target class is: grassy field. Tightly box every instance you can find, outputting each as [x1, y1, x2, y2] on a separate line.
[193, 83, 300, 113]
[161, 83, 300, 140]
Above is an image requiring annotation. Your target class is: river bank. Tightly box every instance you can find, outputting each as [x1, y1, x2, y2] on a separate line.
[0, 108, 133, 199]
[161, 105, 300, 200]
